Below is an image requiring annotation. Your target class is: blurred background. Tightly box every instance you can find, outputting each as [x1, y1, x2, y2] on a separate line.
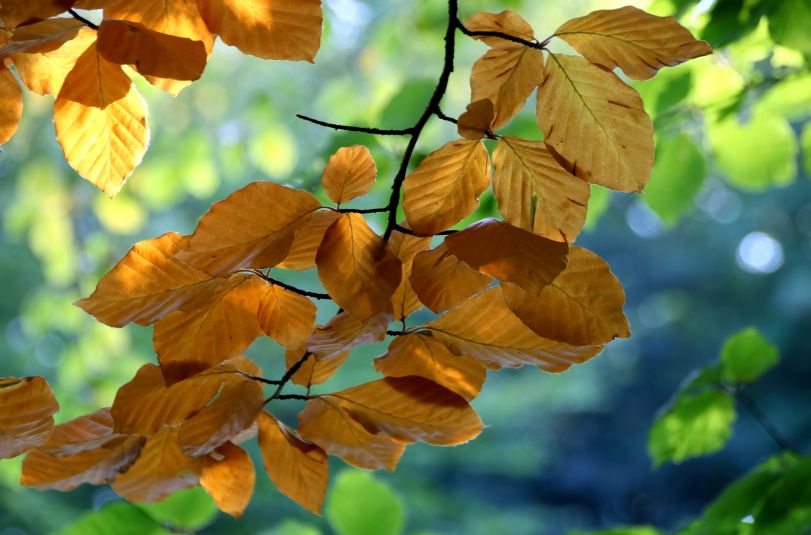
[0, 0, 809, 533]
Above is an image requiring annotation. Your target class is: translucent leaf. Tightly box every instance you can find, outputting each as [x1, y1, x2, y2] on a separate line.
[643, 134, 705, 225]
[321, 146, 377, 205]
[326, 470, 405, 535]
[10, 27, 96, 96]
[719, 328, 779, 384]
[463, 10, 535, 48]
[59, 502, 168, 535]
[138, 487, 218, 531]
[0, 1, 75, 30]
[389, 229, 431, 321]
[0, 376, 59, 459]
[766, 0, 811, 55]
[0, 66, 23, 144]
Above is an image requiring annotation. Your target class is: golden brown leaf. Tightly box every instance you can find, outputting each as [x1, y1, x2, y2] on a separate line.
[0, 18, 82, 56]
[153, 274, 266, 382]
[0, 1, 74, 29]
[199, 442, 255, 518]
[56, 40, 130, 108]
[285, 347, 349, 386]
[463, 10, 535, 48]
[492, 136, 589, 242]
[0, 67, 22, 145]
[409, 243, 492, 314]
[374, 334, 487, 401]
[105, 0, 215, 52]
[470, 46, 543, 130]
[444, 219, 569, 295]
[0, 376, 59, 459]
[11, 28, 96, 96]
[97, 19, 207, 81]
[75, 233, 217, 327]
[21, 408, 145, 491]
[316, 213, 401, 321]
[554, 6, 711, 81]
[457, 99, 495, 140]
[112, 427, 199, 503]
[426, 286, 603, 372]
[389, 229, 431, 321]
[277, 209, 340, 270]
[537, 53, 654, 192]
[258, 412, 328, 514]
[403, 139, 491, 236]
[306, 310, 391, 360]
[299, 377, 482, 471]
[503, 246, 630, 345]
[177, 181, 321, 276]
[321, 145, 377, 205]
[258, 284, 316, 349]
[197, 0, 322, 61]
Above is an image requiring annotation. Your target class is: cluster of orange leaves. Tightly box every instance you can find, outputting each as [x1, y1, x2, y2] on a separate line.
[0, 4, 710, 518]
[0, 0, 322, 195]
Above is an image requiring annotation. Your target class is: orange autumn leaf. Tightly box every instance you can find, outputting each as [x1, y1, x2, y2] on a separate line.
[285, 347, 349, 386]
[10, 28, 96, 96]
[0, 376, 59, 459]
[464, 10, 535, 48]
[56, 39, 130, 108]
[457, 98, 495, 140]
[321, 145, 377, 205]
[316, 213, 401, 321]
[389, 229, 431, 321]
[105, 0, 215, 53]
[554, 6, 711, 81]
[277, 209, 341, 270]
[409, 242, 492, 314]
[374, 334, 487, 401]
[0, 67, 23, 145]
[199, 442, 256, 518]
[0, 1, 75, 30]
[258, 412, 328, 514]
[306, 310, 391, 360]
[258, 284, 317, 349]
[403, 139, 491, 235]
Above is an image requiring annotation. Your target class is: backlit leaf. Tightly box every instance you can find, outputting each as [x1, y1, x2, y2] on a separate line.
[389, 229, 431, 321]
[403, 139, 491, 235]
[60, 502, 169, 535]
[286, 347, 349, 386]
[316, 213, 401, 321]
[537, 53, 654, 192]
[177, 181, 321, 276]
[643, 134, 705, 225]
[471, 46, 543, 130]
[0, 376, 59, 459]
[197, 0, 322, 61]
[306, 311, 391, 360]
[11, 28, 96, 96]
[463, 10, 535, 48]
[409, 243, 492, 314]
[374, 334, 487, 400]
[258, 412, 328, 514]
[258, 284, 317, 349]
[0, 66, 22, 145]
[56, 40, 131, 108]
[719, 328, 779, 384]
[0, 1, 74, 29]
[278, 210, 341, 271]
[554, 6, 711, 80]
[492, 136, 590, 242]
[0, 18, 82, 56]
[199, 442, 255, 518]
[322, 146, 377, 205]
[326, 470, 405, 535]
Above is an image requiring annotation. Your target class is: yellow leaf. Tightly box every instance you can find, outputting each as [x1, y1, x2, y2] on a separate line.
[457, 98, 494, 140]
[470, 46, 543, 130]
[389, 229, 431, 321]
[277, 209, 340, 270]
[97, 19, 207, 81]
[463, 10, 536, 48]
[0, 1, 74, 29]
[177, 181, 321, 276]
[258, 412, 328, 514]
[444, 218, 569, 296]
[321, 145, 377, 205]
[285, 347, 349, 386]
[503, 246, 630, 345]
[554, 6, 711, 81]
[316, 213, 401, 321]
[426, 286, 603, 372]
[75, 233, 217, 327]
[0, 66, 22, 145]
[258, 284, 317, 348]
[199, 442, 255, 518]
[306, 310, 391, 360]
[403, 139, 491, 235]
[0, 376, 59, 459]
[537, 53, 654, 192]
[105, 0, 215, 53]
[197, 0, 322, 61]
[112, 428, 199, 503]
[57, 40, 131, 108]
[21, 408, 145, 491]
[11, 28, 96, 96]
[374, 334, 487, 401]
[492, 136, 590, 242]
[409, 242, 491, 314]
[153, 274, 266, 382]
[0, 17, 82, 56]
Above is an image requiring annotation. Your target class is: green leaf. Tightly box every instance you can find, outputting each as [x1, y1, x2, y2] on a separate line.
[635, 65, 692, 118]
[701, 0, 766, 48]
[381, 79, 435, 128]
[583, 185, 611, 232]
[568, 527, 663, 535]
[326, 470, 405, 535]
[708, 113, 797, 191]
[756, 74, 811, 121]
[138, 487, 218, 531]
[802, 123, 811, 177]
[720, 328, 779, 384]
[649, 390, 736, 466]
[643, 134, 705, 225]
[60, 502, 169, 535]
[261, 520, 324, 535]
[766, 0, 811, 55]
[755, 456, 811, 535]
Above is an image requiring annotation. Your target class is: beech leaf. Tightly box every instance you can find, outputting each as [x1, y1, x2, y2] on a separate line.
[199, 442, 256, 518]
[463, 10, 536, 48]
[258, 284, 317, 349]
[409, 243, 492, 314]
[0, 67, 23, 145]
[322, 145, 377, 205]
[0, 376, 59, 460]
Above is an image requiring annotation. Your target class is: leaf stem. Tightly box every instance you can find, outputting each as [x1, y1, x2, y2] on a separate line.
[724, 385, 797, 453]
[296, 114, 415, 135]
[249, 270, 332, 300]
[68, 8, 99, 30]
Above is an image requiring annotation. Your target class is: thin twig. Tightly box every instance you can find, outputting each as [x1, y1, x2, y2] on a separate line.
[265, 351, 313, 404]
[238, 371, 282, 386]
[726, 386, 797, 453]
[296, 114, 415, 135]
[68, 8, 99, 30]
[393, 223, 457, 237]
[455, 18, 546, 50]
[275, 394, 310, 400]
[337, 207, 389, 214]
[435, 108, 458, 124]
[249, 270, 331, 300]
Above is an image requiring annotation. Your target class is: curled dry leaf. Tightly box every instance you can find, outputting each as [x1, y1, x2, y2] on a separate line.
[258, 412, 328, 514]
[457, 98, 495, 140]
[285, 347, 349, 386]
[554, 6, 712, 81]
[375, 334, 487, 401]
[492, 136, 590, 242]
[409, 243, 492, 314]
[177, 181, 321, 276]
[0, 67, 23, 145]
[315, 213, 401, 321]
[0, 376, 59, 460]
[321, 145, 377, 205]
[463, 10, 536, 48]
[426, 286, 603, 372]
[258, 284, 317, 348]
[199, 442, 256, 518]
[537, 53, 654, 192]
[502, 246, 630, 346]
[403, 139, 491, 235]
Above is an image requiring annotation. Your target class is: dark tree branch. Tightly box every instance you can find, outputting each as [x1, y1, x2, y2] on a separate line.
[435, 108, 458, 124]
[336, 207, 389, 214]
[249, 270, 332, 300]
[266, 351, 313, 404]
[455, 18, 547, 49]
[238, 372, 282, 386]
[68, 8, 99, 30]
[392, 223, 457, 237]
[296, 114, 415, 135]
